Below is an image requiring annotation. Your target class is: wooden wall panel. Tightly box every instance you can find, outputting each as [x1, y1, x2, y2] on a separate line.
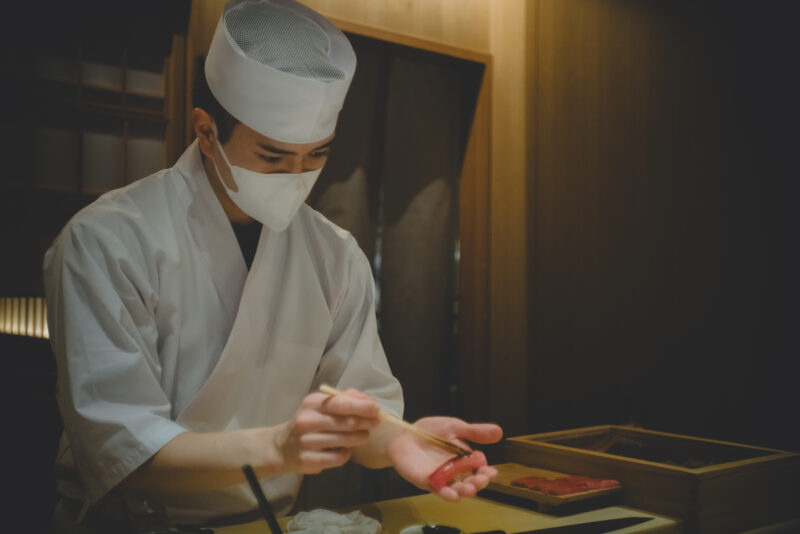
[189, 0, 492, 57]
[301, 0, 491, 55]
[526, 0, 798, 450]
[457, 69, 491, 423]
[487, 0, 529, 435]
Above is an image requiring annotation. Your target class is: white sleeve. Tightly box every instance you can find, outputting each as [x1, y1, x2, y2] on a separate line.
[312, 247, 404, 418]
[44, 220, 186, 504]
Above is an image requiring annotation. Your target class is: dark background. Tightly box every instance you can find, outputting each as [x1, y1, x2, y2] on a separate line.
[1, 0, 798, 527]
[525, 0, 799, 452]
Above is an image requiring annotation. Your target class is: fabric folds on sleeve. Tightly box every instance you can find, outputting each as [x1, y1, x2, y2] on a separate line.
[44, 220, 186, 504]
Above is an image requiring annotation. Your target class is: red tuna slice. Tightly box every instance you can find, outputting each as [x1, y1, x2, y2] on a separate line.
[428, 450, 487, 491]
[564, 476, 592, 491]
[511, 476, 550, 490]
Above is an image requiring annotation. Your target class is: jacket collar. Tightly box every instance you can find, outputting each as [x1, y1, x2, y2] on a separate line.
[174, 140, 249, 326]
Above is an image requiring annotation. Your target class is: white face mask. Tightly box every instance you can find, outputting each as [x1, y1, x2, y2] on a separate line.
[211, 137, 322, 232]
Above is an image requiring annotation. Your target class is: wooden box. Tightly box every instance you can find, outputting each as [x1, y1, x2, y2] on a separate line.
[505, 425, 800, 533]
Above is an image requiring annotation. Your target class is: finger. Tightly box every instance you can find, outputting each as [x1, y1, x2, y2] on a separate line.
[451, 421, 503, 444]
[303, 392, 338, 409]
[461, 472, 490, 490]
[343, 388, 373, 400]
[452, 480, 478, 497]
[298, 448, 352, 473]
[300, 430, 371, 450]
[325, 413, 379, 431]
[304, 389, 380, 418]
[320, 391, 380, 418]
[295, 408, 378, 434]
[449, 480, 468, 496]
[436, 485, 461, 502]
[477, 465, 498, 479]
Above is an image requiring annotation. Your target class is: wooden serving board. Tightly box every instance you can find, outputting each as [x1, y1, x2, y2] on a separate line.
[505, 425, 800, 532]
[487, 462, 623, 508]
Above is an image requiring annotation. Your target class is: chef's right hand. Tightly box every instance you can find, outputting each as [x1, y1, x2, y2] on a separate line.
[274, 389, 380, 474]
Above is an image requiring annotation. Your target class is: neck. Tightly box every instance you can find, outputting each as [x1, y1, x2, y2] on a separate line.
[202, 155, 255, 224]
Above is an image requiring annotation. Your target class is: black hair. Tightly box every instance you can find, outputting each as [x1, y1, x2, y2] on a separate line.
[192, 56, 240, 144]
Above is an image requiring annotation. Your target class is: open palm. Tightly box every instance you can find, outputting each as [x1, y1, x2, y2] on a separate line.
[387, 416, 503, 502]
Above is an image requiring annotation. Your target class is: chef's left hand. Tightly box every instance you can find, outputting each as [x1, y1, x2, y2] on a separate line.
[387, 417, 503, 502]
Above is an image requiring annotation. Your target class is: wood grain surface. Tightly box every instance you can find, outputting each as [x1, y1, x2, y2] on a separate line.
[488, 462, 623, 507]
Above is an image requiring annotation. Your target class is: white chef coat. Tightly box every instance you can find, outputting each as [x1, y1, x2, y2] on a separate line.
[43, 140, 403, 523]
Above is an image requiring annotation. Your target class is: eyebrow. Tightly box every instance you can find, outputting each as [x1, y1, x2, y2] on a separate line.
[257, 138, 335, 155]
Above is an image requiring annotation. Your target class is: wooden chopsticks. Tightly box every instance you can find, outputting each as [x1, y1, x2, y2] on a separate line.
[319, 384, 472, 457]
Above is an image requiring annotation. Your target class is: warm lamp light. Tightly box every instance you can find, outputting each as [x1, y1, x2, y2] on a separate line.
[11, 298, 19, 335]
[43, 300, 49, 338]
[0, 297, 49, 339]
[34, 298, 44, 338]
[26, 298, 35, 336]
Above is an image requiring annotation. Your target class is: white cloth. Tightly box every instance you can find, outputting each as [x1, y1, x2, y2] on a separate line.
[43, 140, 403, 523]
[287, 509, 382, 534]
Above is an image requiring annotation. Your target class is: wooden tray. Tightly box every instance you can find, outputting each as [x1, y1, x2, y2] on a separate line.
[505, 425, 800, 533]
[487, 462, 622, 510]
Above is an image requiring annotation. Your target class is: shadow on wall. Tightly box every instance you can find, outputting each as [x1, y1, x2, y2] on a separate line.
[3, 334, 62, 531]
[526, 0, 799, 452]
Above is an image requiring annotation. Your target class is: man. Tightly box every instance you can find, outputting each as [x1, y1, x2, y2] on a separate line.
[44, 0, 502, 530]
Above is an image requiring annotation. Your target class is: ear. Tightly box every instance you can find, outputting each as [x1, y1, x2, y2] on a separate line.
[192, 108, 216, 158]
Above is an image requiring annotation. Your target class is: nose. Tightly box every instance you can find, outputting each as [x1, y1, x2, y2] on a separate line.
[288, 157, 305, 174]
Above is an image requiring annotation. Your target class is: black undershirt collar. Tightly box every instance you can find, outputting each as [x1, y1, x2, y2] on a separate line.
[231, 220, 262, 270]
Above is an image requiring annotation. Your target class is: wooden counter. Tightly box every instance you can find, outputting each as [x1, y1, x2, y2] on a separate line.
[217, 493, 680, 533]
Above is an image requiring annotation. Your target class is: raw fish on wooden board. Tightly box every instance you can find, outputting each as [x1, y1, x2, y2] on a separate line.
[486, 463, 623, 509]
[511, 475, 619, 495]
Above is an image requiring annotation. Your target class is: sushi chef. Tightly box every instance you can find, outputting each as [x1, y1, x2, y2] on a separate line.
[43, 0, 502, 530]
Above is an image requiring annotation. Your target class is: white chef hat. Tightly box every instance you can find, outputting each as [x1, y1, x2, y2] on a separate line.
[205, 0, 356, 143]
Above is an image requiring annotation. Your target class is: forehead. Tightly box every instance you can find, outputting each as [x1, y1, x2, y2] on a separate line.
[234, 122, 335, 152]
